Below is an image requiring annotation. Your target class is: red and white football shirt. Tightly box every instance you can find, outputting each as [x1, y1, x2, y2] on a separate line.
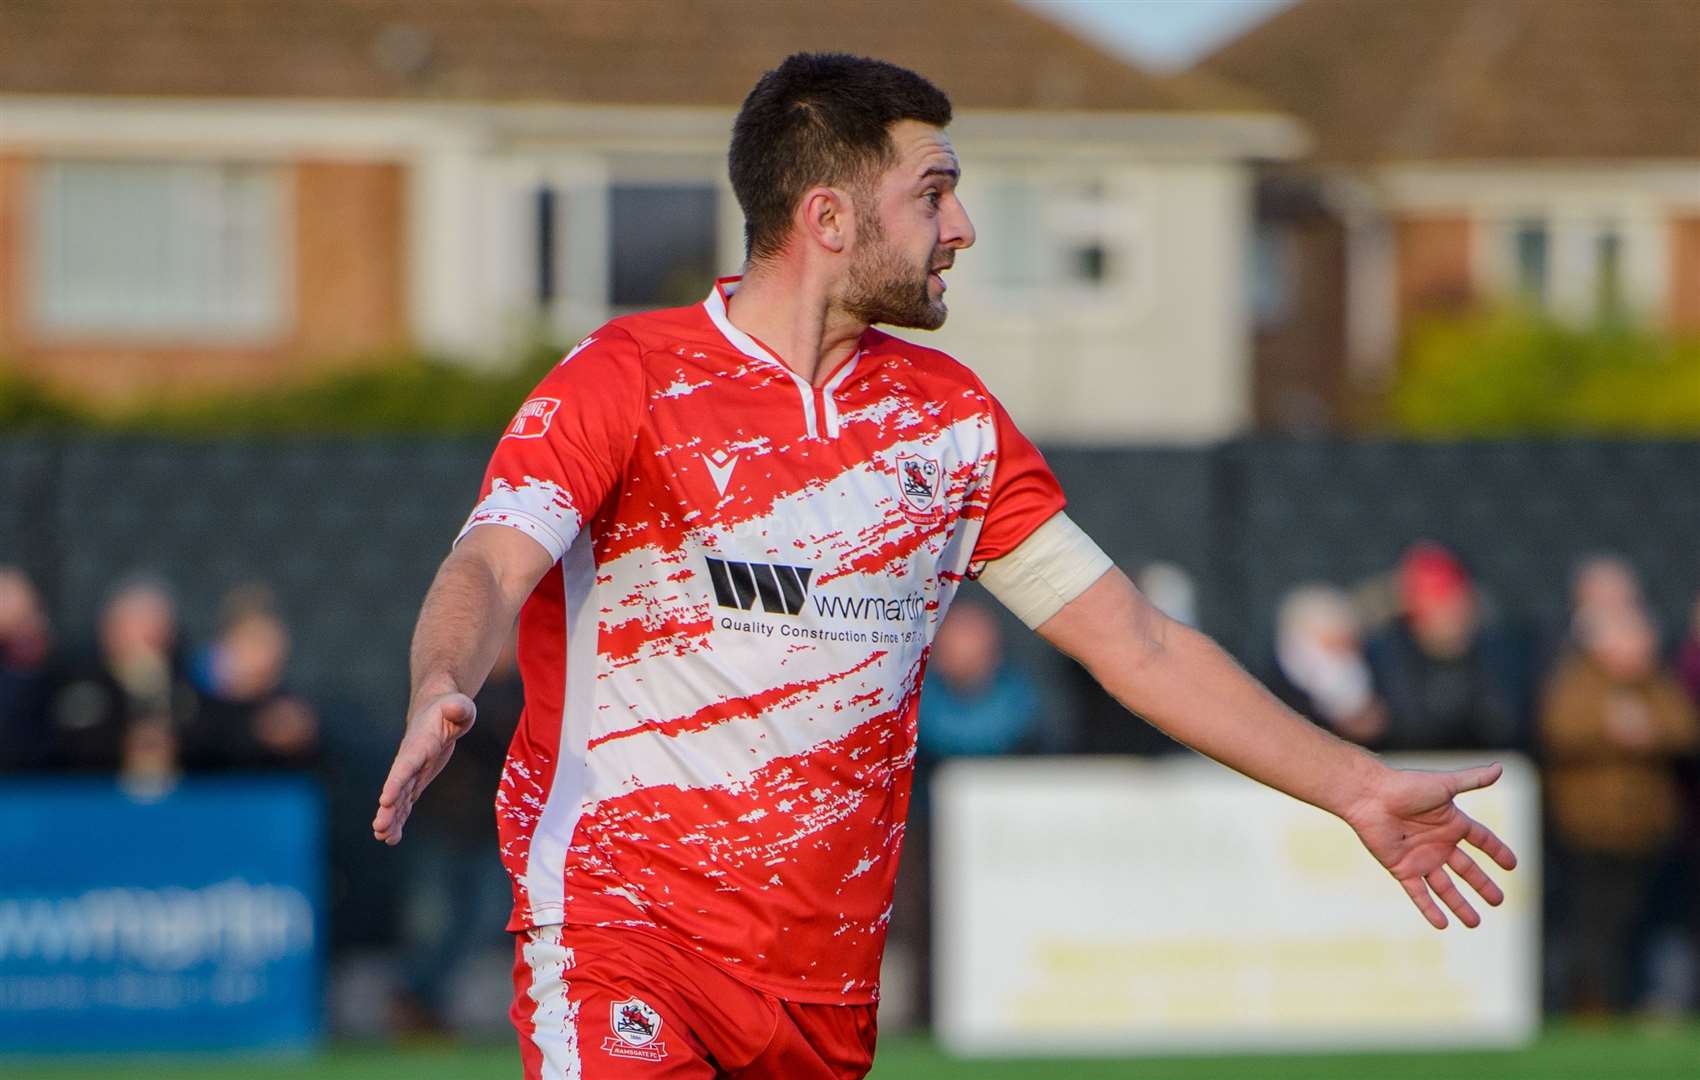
[462, 277, 1064, 1004]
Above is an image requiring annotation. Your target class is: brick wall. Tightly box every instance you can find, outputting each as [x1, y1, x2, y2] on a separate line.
[0, 155, 25, 357]
[1670, 213, 1700, 334]
[293, 160, 408, 365]
[0, 156, 409, 404]
[1394, 214, 1473, 331]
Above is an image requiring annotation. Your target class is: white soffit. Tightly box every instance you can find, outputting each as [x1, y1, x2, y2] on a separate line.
[0, 95, 1305, 163]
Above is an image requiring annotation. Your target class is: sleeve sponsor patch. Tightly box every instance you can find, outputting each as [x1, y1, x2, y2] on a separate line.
[505, 396, 562, 439]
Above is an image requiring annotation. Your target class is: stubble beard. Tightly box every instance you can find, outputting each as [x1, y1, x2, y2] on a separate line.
[840, 205, 948, 331]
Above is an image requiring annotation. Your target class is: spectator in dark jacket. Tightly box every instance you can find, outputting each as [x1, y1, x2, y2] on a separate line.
[185, 584, 319, 772]
[1676, 589, 1700, 710]
[1366, 543, 1522, 752]
[392, 635, 524, 1035]
[0, 567, 58, 771]
[51, 575, 197, 773]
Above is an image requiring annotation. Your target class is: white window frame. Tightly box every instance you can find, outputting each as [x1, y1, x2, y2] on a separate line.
[30, 157, 290, 342]
[957, 163, 1154, 318]
[1475, 199, 1666, 325]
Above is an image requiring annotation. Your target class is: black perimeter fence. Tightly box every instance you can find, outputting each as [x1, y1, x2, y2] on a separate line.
[3, 437, 1698, 945]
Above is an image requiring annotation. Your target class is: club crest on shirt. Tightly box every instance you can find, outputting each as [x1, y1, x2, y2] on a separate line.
[896, 453, 942, 518]
[505, 397, 560, 440]
[603, 996, 667, 1061]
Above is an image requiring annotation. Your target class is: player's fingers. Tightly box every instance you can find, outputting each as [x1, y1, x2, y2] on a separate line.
[1463, 815, 1518, 871]
[1426, 867, 1480, 928]
[1399, 875, 1448, 930]
[372, 773, 416, 828]
[1443, 762, 1502, 797]
[1447, 848, 1504, 906]
[377, 733, 440, 807]
[373, 784, 417, 844]
[419, 745, 456, 790]
[372, 806, 401, 842]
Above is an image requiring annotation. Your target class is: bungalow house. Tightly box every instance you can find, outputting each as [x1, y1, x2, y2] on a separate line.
[1199, 0, 1700, 430]
[0, 0, 1299, 440]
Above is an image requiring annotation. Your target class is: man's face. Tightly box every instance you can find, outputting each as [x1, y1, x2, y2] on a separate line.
[840, 120, 975, 330]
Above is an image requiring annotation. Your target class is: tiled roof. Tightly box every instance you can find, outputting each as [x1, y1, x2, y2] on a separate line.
[0, 0, 1266, 113]
[1198, 0, 1700, 162]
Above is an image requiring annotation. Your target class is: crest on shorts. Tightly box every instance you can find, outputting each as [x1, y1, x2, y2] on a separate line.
[896, 453, 941, 513]
[505, 397, 560, 440]
[602, 996, 667, 1061]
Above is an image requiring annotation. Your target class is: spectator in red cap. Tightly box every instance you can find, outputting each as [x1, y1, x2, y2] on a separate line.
[1365, 542, 1523, 752]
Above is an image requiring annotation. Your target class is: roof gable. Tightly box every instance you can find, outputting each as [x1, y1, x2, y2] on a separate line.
[0, 0, 1265, 113]
[1199, 0, 1700, 162]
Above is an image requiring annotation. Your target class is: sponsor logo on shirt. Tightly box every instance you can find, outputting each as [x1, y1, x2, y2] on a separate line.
[504, 397, 560, 439]
[603, 996, 666, 1061]
[704, 557, 812, 616]
[705, 556, 927, 645]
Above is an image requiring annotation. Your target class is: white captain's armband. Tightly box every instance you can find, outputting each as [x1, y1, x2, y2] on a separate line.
[976, 512, 1115, 629]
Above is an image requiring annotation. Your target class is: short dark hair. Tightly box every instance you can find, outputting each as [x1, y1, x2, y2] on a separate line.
[729, 53, 952, 261]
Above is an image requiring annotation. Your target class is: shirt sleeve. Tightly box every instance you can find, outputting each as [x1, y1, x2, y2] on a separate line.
[457, 327, 645, 562]
[969, 394, 1067, 571]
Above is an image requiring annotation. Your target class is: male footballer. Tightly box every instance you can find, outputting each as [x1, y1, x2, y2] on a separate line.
[374, 52, 1516, 1079]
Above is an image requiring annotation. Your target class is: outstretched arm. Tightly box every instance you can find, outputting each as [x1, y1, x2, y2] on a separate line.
[371, 525, 554, 845]
[1032, 565, 1517, 928]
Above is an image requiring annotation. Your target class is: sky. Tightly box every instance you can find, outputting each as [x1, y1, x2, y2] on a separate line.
[1022, 0, 1294, 71]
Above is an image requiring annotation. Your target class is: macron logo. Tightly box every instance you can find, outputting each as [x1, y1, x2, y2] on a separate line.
[702, 450, 739, 497]
[704, 557, 812, 616]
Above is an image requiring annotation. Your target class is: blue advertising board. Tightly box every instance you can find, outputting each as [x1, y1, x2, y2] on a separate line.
[0, 777, 323, 1052]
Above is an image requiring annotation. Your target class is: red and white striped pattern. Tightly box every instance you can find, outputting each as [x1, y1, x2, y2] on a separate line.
[467, 279, 1064, 1004]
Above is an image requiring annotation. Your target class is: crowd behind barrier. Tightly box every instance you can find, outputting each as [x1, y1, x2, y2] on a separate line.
[2, 437, 1698, 1035]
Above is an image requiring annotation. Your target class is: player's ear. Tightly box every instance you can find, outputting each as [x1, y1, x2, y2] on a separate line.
[798, 186, 849, 254]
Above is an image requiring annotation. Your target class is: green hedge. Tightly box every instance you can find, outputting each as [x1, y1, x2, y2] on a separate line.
[0, 346, 564, 435]
[1391, 310, 1700, 436]
[8, 315, 1698, 437]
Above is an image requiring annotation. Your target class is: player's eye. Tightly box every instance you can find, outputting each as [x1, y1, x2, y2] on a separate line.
[922, 190, 941, 208]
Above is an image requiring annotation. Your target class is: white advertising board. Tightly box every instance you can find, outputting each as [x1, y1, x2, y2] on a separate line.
[933, 754, 1540, 1055]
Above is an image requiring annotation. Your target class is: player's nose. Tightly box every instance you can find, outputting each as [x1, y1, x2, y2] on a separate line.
[944, 197, 975, 251]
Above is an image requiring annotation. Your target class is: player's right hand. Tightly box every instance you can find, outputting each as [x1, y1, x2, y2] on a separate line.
[372, 689, 478, 845]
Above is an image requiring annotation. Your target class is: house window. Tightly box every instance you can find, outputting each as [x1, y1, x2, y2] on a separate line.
[535, 186, 558, 308]
[34, 160, 284, 338]
[1511, 218, 1549, 308]
[1593, 224, 1625, 321]
[607, 184, 718, 308]
[976, 175, 1140, 301]
[1250, 222, 1295, 327]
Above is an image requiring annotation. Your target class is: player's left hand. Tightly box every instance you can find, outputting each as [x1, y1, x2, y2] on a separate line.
[371, 688, 478, 846]
[1343, 762, 1517, 929]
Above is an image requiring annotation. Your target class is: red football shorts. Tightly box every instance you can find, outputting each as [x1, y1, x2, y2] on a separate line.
[511, 923, 879, 1079]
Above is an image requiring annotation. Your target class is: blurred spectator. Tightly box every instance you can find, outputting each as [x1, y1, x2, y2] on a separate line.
[1570, 554, 1644, 627]
[889, 600, 1046, 1029]
[1268, 584, 1388, 747]
[1542, 602, 1699, 1014]
[186, 584, 320, 771]
[1135, 561, 1198, 628]
[1525, 554, 1647, 704]
[1366, 543, 1522, 751]
[0, 567, 57, 771]
[1677, 589, 1700, 709]
[50, 575, 196, 772]
[1069, 563, 1195, 755]
[119, 715, 181, 800]
[917, 600, 1045, 767]
[392, 635, 523, 1036]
